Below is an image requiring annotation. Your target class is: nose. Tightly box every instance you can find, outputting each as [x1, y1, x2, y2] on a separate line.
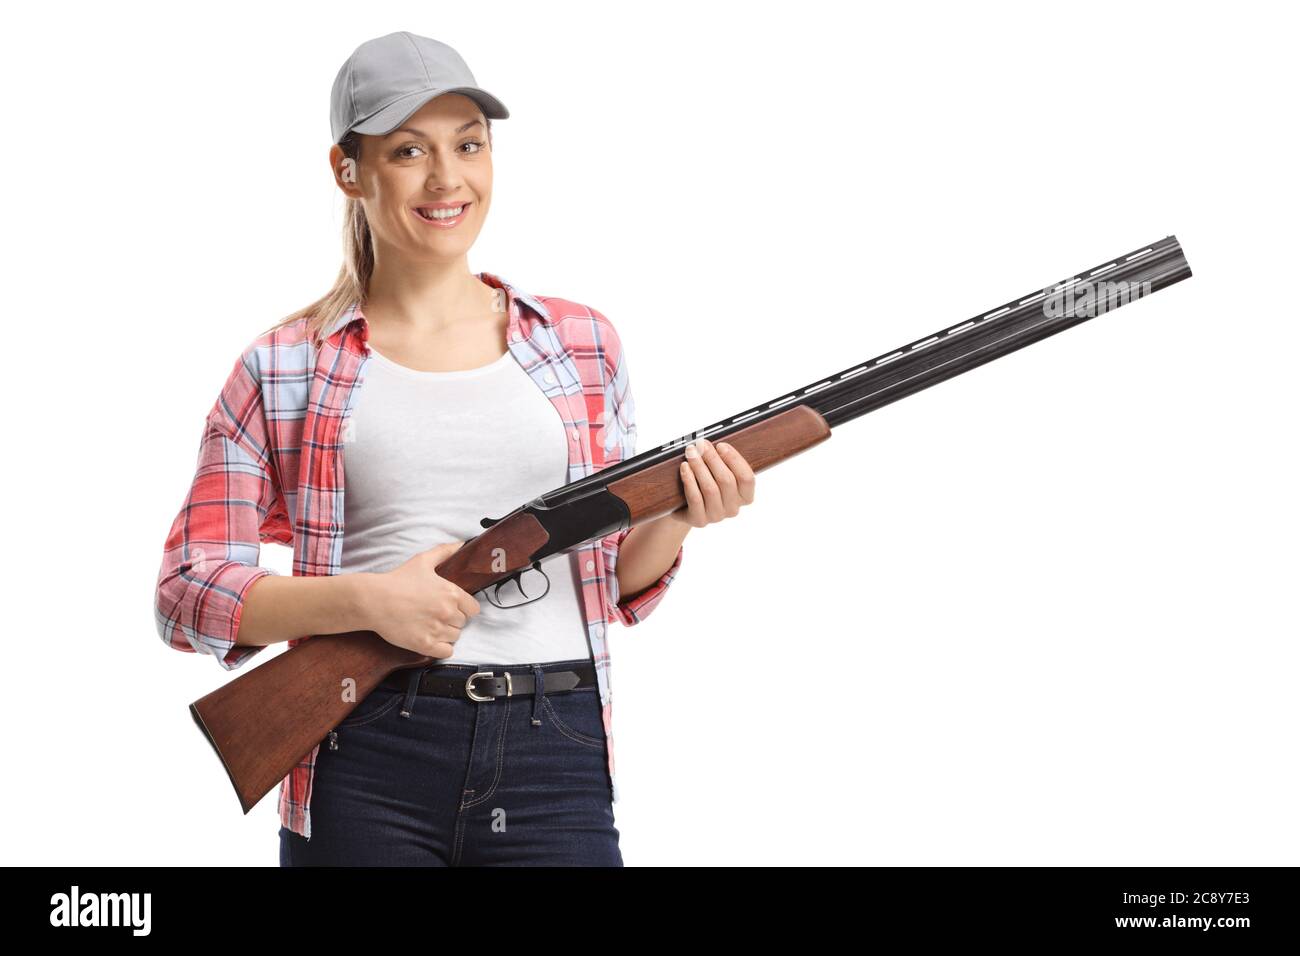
[424, 147, 464, 191]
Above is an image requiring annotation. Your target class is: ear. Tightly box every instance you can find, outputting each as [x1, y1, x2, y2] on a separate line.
[329, 143, 362, 198]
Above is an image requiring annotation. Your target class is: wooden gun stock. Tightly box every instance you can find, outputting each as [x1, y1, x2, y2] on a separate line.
[189, 404, 833, 814]
[190, 630, 421, 814]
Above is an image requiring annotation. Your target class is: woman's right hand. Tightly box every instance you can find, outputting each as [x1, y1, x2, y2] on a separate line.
[365, 541, 482, 658]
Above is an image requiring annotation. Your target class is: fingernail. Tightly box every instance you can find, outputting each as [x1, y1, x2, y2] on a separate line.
[684, 442, 699, 459]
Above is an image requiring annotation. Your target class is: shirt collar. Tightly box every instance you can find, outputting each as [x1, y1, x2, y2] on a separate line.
[322, 271, 553, 342]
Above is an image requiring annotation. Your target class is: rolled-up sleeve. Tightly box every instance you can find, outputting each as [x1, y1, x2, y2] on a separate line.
[154, 348, 284, 670]
[591, 308, 684, 627]
[602, 525, 684, 626]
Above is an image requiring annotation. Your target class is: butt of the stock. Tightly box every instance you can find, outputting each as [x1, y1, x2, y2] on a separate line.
[188, 631, 431, 814]
[607, 404, 832, 525]
[189, 699, 258, 814]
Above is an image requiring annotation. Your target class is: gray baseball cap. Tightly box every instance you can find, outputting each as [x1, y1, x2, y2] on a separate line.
[330, 32, 509, 145]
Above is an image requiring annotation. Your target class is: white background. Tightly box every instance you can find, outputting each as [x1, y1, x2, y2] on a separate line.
[3, 0, 1296, 866]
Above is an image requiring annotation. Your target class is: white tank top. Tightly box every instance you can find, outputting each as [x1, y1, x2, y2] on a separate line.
[339, 343, 591, 666]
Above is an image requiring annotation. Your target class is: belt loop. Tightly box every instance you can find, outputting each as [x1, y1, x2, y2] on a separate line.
[531, 665, 545, 727]
[400, 667, 424, 718]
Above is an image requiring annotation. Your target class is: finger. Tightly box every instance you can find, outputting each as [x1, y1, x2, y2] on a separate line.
[716, 441, 756, 504]
[684, 442, 724, 522]
[679, 456, 706, 524]
[429, 540, 465, 561]
[455, 590, 481, 619]
[698, 439, 739, 494]
[697, 439, 742, 515]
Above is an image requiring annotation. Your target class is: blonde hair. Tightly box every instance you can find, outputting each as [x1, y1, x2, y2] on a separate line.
[266, 118, 493, 347]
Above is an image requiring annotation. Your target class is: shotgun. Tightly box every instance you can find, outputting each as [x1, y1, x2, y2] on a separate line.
[191, 235, 1193, 813]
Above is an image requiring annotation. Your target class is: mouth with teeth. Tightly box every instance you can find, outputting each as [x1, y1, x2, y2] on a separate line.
[412, 202, 471, 227]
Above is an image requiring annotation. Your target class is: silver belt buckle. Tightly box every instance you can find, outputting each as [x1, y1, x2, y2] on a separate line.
[466, 670, 512, 702]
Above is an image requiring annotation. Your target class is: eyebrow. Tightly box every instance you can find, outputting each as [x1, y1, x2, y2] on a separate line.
[388, 119, 484, 139]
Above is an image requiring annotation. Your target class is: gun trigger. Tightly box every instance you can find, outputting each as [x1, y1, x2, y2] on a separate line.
[493, 570, 522, 592]
[480, 515, 500, 529]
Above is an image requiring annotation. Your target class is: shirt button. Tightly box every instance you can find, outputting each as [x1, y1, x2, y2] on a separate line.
[571, 428, 580, 441]
[586, 560, 595, 572]
[511, 330, 522, 343]
[544, 371, 556, 384]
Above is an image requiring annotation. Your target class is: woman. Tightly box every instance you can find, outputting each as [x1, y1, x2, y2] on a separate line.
[154, 32, 756, 866]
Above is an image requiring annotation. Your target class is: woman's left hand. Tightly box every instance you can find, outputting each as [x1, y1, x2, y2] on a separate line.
[670, 437, 756, 529]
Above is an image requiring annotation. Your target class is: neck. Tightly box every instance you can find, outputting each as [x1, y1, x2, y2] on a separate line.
[364, 251, 494, 335]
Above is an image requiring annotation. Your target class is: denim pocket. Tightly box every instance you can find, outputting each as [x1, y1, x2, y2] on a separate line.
[335, 688, 403, 728]
[541, 690, 606, 749]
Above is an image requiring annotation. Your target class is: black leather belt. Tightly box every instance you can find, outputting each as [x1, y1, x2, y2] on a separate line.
[380, 663, 598, 702]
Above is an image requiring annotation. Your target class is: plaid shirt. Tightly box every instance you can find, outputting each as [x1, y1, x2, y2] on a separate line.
[155, 272, 684, 839]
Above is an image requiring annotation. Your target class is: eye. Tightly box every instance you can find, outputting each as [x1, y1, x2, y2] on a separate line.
[394, 143, 424, 159]
[460, 140, 487, 154]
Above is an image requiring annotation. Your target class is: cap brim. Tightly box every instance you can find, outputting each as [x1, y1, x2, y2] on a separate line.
[346, 86, 509, 140]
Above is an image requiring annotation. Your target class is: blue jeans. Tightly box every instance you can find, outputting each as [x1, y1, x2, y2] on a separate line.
[279, 658, 623, 866]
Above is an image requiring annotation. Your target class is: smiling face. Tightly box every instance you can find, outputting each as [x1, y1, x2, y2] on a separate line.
[330, 92, 493, 264]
